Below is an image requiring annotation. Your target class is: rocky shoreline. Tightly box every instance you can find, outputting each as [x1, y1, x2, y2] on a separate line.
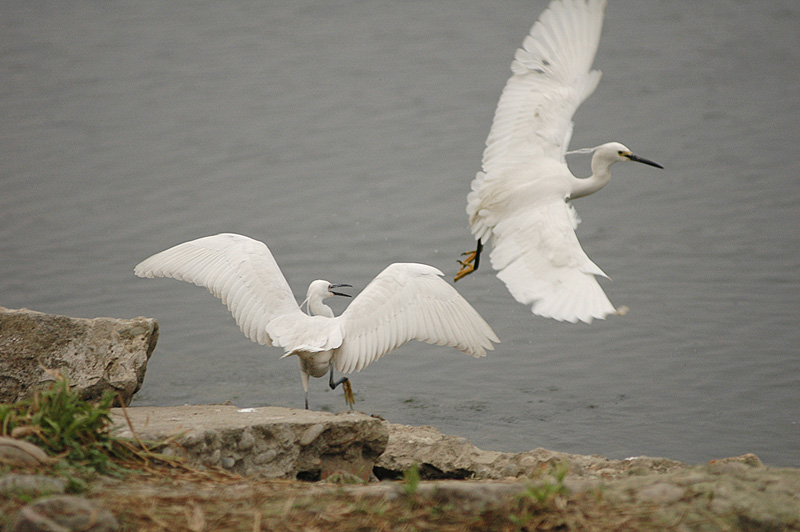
[110, 404, 694, 483]
[3, 403, 798, 531]
[2, 307, 798, 530]
[109, 404, 800, 531]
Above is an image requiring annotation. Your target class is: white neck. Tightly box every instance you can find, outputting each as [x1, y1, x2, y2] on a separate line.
[307, 296, 334, 318]
[570, 155, 613, 199]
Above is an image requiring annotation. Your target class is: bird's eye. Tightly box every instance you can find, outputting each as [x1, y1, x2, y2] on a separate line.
[617, 150, 624, 156]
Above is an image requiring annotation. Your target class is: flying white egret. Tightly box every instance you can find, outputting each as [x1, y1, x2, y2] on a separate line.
[454, 0, 663, 324]
[134, 233, 499, 409]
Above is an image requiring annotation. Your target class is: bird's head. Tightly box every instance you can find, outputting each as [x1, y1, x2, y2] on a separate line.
[307, 280, 352, 300]
[303, 280, 352, 318]
[595, 142, 663, 169]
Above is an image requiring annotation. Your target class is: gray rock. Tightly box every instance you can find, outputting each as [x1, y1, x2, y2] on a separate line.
[0, 474, 68, 497]
[0, 306, 158, 405]
[374, 422, 686, 480]
[598, 458, 800, 531]
[8, 495, 119, 532]
[374, 424, 502, 479]
[0, 437, 52, 467]
[110, 404, 388, 481]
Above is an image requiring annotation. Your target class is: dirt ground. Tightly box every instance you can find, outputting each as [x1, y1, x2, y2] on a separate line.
[3, 454, 798, 532]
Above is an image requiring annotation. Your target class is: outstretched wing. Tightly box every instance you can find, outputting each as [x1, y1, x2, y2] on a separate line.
[134, 233, 305, 346]
[490, 202, 615, 323]
[334, 263, 499, 374]
[467, 0, 614, 323]
[482, 0, 606, 171]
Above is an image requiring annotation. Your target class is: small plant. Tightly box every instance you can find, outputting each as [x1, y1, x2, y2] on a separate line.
[0, 373, 125, 473]
[524, 461, 570, 504]
[509, 462, 571, 528]
[402, 463, 421, 497]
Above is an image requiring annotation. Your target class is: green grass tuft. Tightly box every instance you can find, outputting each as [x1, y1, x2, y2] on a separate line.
[0, 373, 127, 474]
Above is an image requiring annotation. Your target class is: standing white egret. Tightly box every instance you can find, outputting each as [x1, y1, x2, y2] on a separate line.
[135, 233, 499, 409]
[454, 0, 663, 324]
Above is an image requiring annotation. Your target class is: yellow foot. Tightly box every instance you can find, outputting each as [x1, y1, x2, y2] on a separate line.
[342, 379, 355, 410]
[454, 250, 477, 282]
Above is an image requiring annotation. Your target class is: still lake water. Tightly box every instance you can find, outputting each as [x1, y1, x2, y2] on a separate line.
[2, 1, 798, 467]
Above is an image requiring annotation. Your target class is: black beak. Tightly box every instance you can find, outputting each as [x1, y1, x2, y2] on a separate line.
[330, 283, 352, 298]
[628, 154, 664, 169]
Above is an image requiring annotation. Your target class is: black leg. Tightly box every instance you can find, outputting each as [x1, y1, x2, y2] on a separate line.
[329, 366, 348, 390]
[454, 239, 484, 282]
[473, 240, 483, 271]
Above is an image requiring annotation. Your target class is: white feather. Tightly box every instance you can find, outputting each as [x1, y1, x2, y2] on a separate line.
[135, 234, 499, 405]
[134, 233, 300, 346]
[464, 0, 633, 324]
[335, 263, 498, 373]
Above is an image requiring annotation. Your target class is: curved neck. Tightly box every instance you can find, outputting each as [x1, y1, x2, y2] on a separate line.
[307, 297, 334, 318]
[570, 157, 612, 199]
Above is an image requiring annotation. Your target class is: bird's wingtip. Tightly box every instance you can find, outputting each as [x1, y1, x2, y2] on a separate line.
[133, 265, 151, 278]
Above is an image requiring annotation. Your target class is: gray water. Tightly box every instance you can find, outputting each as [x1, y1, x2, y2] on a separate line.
[2, 1, 798, 467]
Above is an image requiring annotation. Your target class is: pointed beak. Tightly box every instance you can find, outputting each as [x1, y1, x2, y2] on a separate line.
[330, 283, 352, 298]
[627, 153, 664, 169]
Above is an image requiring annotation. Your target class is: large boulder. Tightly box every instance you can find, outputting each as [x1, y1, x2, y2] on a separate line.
[0, 306, 158, 405]
[111, 405, 389, 481]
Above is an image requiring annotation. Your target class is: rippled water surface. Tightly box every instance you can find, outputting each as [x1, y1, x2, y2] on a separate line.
[2, 1, 798, 466]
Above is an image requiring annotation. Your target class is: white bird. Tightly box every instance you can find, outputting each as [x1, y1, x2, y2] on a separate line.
[454, 0, 663, 323]
[134, 233, 499, 409]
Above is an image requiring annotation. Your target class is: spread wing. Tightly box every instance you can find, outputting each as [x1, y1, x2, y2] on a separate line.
[490, 202, 615, 323]
[134, 233, 311, 348]
[482, 0, 606, 172]
[334, 263, 499, 374]
[466, 0, 614, 323]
